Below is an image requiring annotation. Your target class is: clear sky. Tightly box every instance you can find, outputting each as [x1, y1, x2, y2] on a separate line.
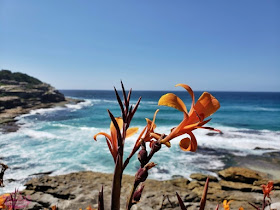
[0, 0, 279, 91]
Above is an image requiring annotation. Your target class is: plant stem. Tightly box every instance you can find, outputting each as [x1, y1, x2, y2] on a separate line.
[126, 182, 138, 210]
[262, 195, 265, 210]
[111, 154, 123, 210]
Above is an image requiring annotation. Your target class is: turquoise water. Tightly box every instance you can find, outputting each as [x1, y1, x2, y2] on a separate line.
[1, 90, 280, 193]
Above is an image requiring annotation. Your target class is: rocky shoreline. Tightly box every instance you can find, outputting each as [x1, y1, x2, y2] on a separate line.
[21, 167, 280, 210]
[0, 70, 83, 133]
[0, 97, 83, 133]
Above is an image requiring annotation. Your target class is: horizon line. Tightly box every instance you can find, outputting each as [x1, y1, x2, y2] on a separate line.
[58, 88, 280, 93]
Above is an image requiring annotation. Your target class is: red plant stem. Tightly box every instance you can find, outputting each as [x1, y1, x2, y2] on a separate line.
[98, 186, 104, 210]
[199, 177, 209, 210]
[111, 154, 123, 210]
[262, 194, 265, 210]
[126, 182, 138, 210]
[126, 141, 162, 209]
[176, 192, 187, 210]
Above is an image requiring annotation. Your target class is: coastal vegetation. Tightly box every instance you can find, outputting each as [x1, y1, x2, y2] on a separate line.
[0, 70, 42, 86]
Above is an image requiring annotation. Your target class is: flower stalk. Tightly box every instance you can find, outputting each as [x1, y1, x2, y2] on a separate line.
[94, 82, 221, 209]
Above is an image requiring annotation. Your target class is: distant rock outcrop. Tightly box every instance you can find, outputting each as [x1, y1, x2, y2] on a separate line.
[0, 70, 65, 110]
[0, 70, 81, 132]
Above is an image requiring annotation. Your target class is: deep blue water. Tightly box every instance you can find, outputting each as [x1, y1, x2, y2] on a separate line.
[1, 90, 279, 193]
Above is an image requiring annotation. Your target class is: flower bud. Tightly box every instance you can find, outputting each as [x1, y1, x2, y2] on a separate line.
[135, 162, 156, 184]
[138, 146, 148, 167]
[135, 168, 147, 184]
[133, 184, 145, 203]
[150, 141, 161, 154]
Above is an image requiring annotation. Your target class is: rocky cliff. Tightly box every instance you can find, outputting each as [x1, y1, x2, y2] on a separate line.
[0, 70, 79, 132]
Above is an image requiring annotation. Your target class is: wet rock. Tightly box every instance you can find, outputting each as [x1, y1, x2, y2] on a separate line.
[41, 89, 65, 103]
[254, 147, 275, 150]
[171, 175, 184, 179]
[206, 132, 223, 136]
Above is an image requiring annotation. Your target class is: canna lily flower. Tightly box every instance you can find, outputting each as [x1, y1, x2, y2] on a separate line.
[158, 84, 220, 152]
[0, 193, 9, 209]
[137, 109, 170, 148]
[94, 117, 138, 162]
[262, 181, 274, 198]
[223, 200, 233, 210]
[134, 109, 164, 150]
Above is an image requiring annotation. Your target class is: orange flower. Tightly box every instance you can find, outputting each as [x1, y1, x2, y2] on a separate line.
[133, 109, 162, 148]
[0, 193, 9, 209]
[158, 84, 220, 152]
[94, 117, 138, 162]
[79, 206, 97, 210]
[262, 181, 274, 198]
[223, 200, 233, 210]
[86, 206, 96, 210]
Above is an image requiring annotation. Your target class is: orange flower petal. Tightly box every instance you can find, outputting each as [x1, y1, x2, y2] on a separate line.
[158, 93, 188, 114]
[179, 138, 191, 151]
[179, 132, 197, 152]
[93, 132, 112, 141]
[223, 200, 227, 205]
[175, 83, 195, 114]
[164, 141, 171, 147]
[110, 117, 123, 132]
[151, 109, 159, 130]
[194, 92, 220, 119]
[145, 118, 153, 130]
[110, 117, 123, 149]
[126, 127, 139, 138]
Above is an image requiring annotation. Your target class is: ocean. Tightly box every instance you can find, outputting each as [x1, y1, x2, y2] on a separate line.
[1, 90, 280, 193]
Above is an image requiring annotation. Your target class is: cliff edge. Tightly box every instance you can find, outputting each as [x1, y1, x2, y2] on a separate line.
[0, 70, 80, 132]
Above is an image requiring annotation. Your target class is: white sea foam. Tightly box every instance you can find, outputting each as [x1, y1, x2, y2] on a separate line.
[90, 99, 118, 104]
[1, 99, 280, 193]
[21, 129, 57, 139]
[65, 100, 93, 110]
[15, 100, 93, 119]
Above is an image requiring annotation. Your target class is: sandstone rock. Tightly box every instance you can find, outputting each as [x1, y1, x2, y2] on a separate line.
[190, 173, 218, 182]
[17, 168, 276, 210]
[187, 181, 202, 190]
[41, 90, 65, 103]
[219, 180, 254, 192]
[0, 70, 76, 132]
[184, 192, 200, 202]
[0, 96, 22, 109]
[274, 180, 280, 187]
[218, 167, 266, 184]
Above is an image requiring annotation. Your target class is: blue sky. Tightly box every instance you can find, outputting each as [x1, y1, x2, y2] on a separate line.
[0, 0, 279, 91]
